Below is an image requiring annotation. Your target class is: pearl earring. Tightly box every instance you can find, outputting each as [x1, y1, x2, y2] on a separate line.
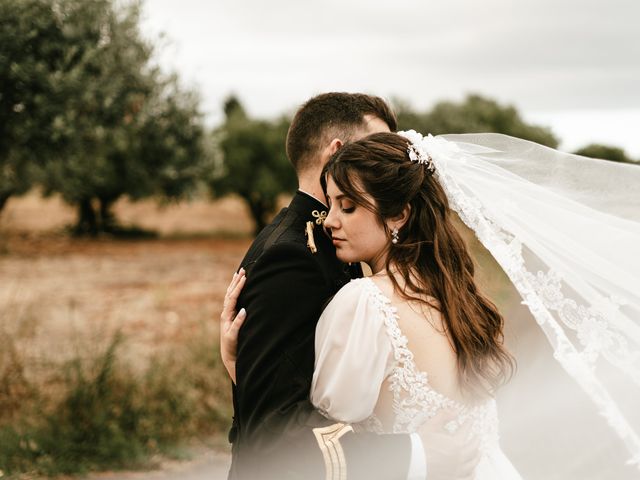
[391, 227, 399, 244]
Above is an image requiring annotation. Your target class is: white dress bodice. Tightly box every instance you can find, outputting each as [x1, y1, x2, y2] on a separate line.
[311, 277, 522, 479]
[357, 279, 498, 445]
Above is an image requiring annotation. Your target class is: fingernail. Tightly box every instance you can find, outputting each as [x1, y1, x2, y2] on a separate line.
[239, 308, 246, 317]
[239, 267, 245, 274]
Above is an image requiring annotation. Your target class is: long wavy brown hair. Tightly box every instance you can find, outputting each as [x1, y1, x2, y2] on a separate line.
[322, 132, 515, 398]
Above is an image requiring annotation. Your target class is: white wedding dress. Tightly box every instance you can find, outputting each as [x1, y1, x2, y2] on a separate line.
[311, 277, 522, 479]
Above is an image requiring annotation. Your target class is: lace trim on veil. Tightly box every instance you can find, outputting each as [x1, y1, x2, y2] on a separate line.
[426, 136, 640, 467]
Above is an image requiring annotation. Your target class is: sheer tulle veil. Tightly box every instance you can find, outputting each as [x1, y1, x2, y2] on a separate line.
[398, 130, 640, 478]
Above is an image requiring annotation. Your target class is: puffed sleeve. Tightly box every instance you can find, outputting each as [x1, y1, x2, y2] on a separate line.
[311, 278, 393, 423]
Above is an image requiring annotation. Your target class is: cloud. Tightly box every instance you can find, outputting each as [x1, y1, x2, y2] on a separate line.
[141, 0, 640, 154]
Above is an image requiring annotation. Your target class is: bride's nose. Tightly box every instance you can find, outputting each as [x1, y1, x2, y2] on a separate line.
[324, 207, 339, 230]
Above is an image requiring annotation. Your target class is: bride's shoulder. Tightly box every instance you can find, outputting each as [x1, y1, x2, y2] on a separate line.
[322, 278, 380, 316]
[338, 276, 371, 293]
[317, 278, 387, 341]
[368, 274, 441, 309]
[332, 276, 390, 303]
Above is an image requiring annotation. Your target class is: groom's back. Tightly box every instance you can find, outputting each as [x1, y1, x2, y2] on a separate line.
[229, 191, 351, 477]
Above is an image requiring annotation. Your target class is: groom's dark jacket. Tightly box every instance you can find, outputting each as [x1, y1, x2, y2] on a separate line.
[228, 191, 411, 480]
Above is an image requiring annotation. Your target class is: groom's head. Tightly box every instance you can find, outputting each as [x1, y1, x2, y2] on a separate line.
[286, 93, 397, 182]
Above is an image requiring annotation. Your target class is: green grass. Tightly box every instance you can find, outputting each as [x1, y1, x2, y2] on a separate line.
[0, 325, 232, 478]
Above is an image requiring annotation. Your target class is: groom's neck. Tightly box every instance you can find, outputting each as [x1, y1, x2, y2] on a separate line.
[298, 171, 327, 207]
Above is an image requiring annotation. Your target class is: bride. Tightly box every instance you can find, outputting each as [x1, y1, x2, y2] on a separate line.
[309, 131, 521, 479]
[222, 129, 640, 478]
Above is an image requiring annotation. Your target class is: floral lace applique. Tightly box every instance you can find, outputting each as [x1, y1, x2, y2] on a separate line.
[353, 278, 499, 453]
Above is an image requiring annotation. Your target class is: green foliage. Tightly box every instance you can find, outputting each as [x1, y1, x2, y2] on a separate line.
[0, 0, 213, 235]
[573, 143, 637, 164]
[0, 0, 68, 210]
[395, 94, 559, 148]
[210, 96, 296, 234]
[0, 327, 231, 477]
[42, 0, 212, 235]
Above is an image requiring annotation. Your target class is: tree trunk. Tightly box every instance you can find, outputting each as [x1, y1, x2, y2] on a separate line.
[74, 197, 98, 236]
[98, 196, 118, 233]
[248, 198, 271, 236]
[0, 191, 11, 214]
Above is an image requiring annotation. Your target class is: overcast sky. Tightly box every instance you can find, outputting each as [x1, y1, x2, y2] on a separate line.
[140, 0, 640, 156]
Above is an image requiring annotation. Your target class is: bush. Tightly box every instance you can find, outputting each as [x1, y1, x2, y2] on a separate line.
[0, 326, 231, 477]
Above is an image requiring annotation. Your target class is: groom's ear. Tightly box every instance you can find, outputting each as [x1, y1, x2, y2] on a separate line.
[327, 138, 343, 156]
[319, 138, 344, 166]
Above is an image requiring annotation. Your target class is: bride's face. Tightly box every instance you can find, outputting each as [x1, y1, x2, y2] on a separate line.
[324, 176, 389, 273]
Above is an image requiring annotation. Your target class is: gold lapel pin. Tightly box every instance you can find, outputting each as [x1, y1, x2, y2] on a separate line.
[312, 209, 327, 225]
[305, 221, 317, 254]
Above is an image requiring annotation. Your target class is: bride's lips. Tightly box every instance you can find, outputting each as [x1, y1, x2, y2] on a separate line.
[331, 237, 345, 245]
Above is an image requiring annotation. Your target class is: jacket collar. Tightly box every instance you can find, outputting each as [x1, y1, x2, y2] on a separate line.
[288, 190, 362, 281]
[288, 190, 328, 225]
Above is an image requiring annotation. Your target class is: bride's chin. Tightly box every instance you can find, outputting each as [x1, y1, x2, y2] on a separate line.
[335, 252, 351, 263]
[336, 251, 361, 265]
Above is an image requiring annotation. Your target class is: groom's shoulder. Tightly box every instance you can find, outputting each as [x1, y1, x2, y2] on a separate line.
[255, 206, 306, 248]
[262, 208, 307, 247]
[241, 207, 310, 270]
[246, 190, 331, 256]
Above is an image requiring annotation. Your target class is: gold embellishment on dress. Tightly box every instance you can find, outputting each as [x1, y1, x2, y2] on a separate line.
[312, 210, 327, 225]
[313, 423, 353, 480]
[306, 221, 318, 253]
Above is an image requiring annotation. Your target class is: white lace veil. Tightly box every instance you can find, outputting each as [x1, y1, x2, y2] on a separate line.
[399, 131, 640, 477]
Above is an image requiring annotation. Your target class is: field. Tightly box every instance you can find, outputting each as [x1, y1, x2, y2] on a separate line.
[0, 192, 257, 478]
[1, 192, 638, 479]
[0, 192, 257, 369]
[1, 207, 251, 371]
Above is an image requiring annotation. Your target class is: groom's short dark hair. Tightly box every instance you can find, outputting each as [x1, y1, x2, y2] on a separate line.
[286, 92, 397, 174]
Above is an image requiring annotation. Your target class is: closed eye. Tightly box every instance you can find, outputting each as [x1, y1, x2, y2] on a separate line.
[340, 198, 356, 213]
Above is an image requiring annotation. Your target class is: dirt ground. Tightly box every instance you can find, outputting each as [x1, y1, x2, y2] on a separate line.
[1, 234, 250, 364]
[1, 192, 254, 370]
[86, 451, 231, 480]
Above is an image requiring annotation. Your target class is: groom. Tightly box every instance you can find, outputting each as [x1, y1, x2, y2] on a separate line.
[220, 93, 478, 480]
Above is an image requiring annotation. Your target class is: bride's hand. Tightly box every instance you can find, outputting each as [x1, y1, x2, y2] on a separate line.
[418, 410, 482, 480]
[219, 268, 247, 384]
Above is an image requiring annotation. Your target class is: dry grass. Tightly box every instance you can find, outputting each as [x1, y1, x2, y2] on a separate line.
[0, 190, 257, 390]
[0, 192, 254, 477]
[1, 235, 250, 368]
